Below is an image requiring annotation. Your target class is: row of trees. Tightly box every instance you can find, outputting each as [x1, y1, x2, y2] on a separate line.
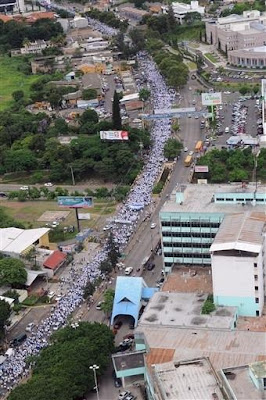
[197, 148, 266, 183]
[8, 322, 114, 400]
[0, 19, 64, 52]
[85, 8, 128, 32]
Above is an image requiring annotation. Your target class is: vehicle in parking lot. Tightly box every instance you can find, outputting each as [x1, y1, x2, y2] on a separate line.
[114, 377, 122, 387]
[147, 262, 155, 271]
[118, 391, 130, 400]
[225, 127, 229, 133]
[20, 186, 29, 191]
[48, 291, 55, 301]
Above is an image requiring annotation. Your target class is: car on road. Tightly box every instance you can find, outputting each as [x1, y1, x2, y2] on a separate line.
[150, 223, 156, 229]
[114, 377, 122, 387]
[118, 391, 131, 400]
[124, 267, 133, 275]
[48, 291, 55, 301]
[103, 225, 111, 231]
[11, 333, 27, 347]
[183, 147, 188, 152]
[225, 127, 229, 133]
[20, 186, 29, 191]
[44, 182, 53, 187]
[25, 322, 35, 332]
[96, 301, 104, 310]
[189, 151, 194, 156]
[147, 262, 155, 271]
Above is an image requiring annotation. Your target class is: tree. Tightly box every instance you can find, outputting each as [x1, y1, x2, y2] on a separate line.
[167, 5, 176, 31]
[239, 86, 249, 95]
[112, 91, 122, 130]
[164, 138, 182, 160]
[106, 232, 120, 270]
[139, 88, 150, 102]
[0, 299, 11, 340]
[8, 322, 114, 400]
[101, 289, 115, 316]
[83, 282, 95, 299]
[172, 119, 180, 133]
[12, 90, 24, 102]
[79, 109, 99, 125]
[0, 258, 27, 287]
[82, 88, 97, 100]
[100, 260, 112, 275]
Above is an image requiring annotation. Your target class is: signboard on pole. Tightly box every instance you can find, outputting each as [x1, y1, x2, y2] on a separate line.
[201, 92, 222, 106]
[100, 131, 129, 141]
[195, 165, 209, 173]
[57, 196, 93, 208]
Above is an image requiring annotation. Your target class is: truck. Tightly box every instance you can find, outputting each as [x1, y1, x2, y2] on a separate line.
[184, 155, 192, 167]
[195, 141, 203, 152]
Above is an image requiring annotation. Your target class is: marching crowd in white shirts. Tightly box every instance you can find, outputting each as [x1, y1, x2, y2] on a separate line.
[0, 21, 175, 394]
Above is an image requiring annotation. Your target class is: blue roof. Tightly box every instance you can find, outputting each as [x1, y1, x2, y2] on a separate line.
[111, 277, 147, 328]
[142, 287, 158, 299]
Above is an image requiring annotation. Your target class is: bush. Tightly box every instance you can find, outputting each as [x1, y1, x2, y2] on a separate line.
[153, 182, 164, 194]
[201, 295, 215, 314]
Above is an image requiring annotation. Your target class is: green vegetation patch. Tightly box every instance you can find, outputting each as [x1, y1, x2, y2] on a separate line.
[204, 53, 218, 63]
[0, 56, 39, 110]
[201, 295, 215, 314]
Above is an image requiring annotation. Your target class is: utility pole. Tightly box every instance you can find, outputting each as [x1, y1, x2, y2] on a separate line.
[70, 165, 75, 186]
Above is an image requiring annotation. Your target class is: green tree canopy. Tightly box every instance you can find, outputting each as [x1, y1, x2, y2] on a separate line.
[0, 299, 11, 340]
[8, 322, 114, 400]
[164, 138, 183, 160]
[139, 88, 150, 102]
[101, 289, 115, 316]
[0, 258, 27, 287]
[112, 91, 122, 130]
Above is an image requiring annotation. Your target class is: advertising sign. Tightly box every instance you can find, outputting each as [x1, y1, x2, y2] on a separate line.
[57, 196, 93, 208]
[194, 166, 209, 173]
[100, 131, 129, 141]
[201, 92, 222, 106]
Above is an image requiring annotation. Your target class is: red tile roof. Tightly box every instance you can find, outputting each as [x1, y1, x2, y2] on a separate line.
[0, 14, 12, 22]
[43, 250, 67, 270]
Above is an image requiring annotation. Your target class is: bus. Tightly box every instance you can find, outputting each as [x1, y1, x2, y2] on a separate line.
[195, 141, 203, 152]
[184, 155, 192, 167]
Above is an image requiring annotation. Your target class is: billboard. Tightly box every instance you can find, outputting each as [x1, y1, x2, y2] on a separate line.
[194, 166, 209, 173]
[201, 92, 222, 106]
[100, 131, 129, 141]
[57, 196, 93, 208]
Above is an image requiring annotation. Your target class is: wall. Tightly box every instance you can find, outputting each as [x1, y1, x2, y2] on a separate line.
[39, 232, 50, 248]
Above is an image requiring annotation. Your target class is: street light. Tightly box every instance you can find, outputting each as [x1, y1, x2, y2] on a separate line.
[90, 364, 100, 400]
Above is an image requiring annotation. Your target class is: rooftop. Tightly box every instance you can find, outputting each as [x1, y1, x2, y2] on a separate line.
[139, 292, 237, 330]
[221, 362, 266, 399]
[135, 326, 266, 370]
[43, 250, 67, 271]
[112, 350, 145, 372]
[0, 227, 49, 254]
[153, 357, 225, 400]
[210, 213, 265, 254]
[160, 183, 266, 215]
[162, 266, 212, 293]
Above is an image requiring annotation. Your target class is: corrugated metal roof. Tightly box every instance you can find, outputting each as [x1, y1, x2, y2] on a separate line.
[210, 212, 265, 253]
[0, 228, 50, 254]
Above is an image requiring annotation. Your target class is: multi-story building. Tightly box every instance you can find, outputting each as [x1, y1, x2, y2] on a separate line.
[0, 0, 24, 13]
[262, 79, 266, 138]
[205, 10, 266, 60]
[159, 183, 266, 272]
[162, 1, 205, 25]
[210, 212, 266, 317]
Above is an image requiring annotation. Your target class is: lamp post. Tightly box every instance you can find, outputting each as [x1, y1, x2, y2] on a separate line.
[90, 364, 100, 400]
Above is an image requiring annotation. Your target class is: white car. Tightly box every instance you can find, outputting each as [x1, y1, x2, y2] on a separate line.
[26, 323, 35, 332]
[44, 182, 53, 187]
[48, 291, 55, 300]
[124, 267, 133, 275]
[184, 147, 188, 152]
[96, 301, 104, 310]
[20, 186, 29, 191]
[189, 151, 194, 156]
[150, 223, 157, 229]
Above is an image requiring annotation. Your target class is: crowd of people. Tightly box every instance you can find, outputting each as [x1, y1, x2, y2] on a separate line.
[0, 24, 175, 395]
[87, 17, 119, 37]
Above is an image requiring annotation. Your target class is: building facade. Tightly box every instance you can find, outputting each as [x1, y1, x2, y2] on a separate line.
[159, 184, 266, 273]
[162, 1, 205, 24]
[210, 213, 266, 317]
[228, 46, 266, 68]
[206, 11, 266, 55]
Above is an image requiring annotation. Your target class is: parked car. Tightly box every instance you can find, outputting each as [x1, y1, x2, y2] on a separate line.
[25, 323, 35, 332]
[20, 186, 29, 191]
[114, 377, 122, 388]
[150, 223, 156, 229]
[118, 391, 131, 400]
[11, 333, 27, 347]
[147, 262, 155, 271]
[44, 182, 53, 187]
[124, 267, 133, 275]
[96, 301, 104, 310]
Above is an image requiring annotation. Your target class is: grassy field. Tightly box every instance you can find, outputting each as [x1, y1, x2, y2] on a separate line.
[0, 199, 117, 231]
[0, 56, 39, 110]
[204, 53, 218, 63]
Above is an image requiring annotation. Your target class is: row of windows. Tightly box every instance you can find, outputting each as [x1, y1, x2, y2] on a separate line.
[216, 198, 265, 203]
[162, 231, 216, 238]
[164, 253, 211, 259]
[163, 242, 211, 249]
[161, 221, 220, 228]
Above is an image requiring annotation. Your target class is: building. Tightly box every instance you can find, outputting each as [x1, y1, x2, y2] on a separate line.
[262, 79, 266, 139]
[159, 183, 266, 271]
[20, 40, 49, 55]
[43, 250, 67, 274]
[228, 46, 266, 68]
[118, 6, 148, 22]
[0, 227, 50, 258]
[70, 16, 88, 29]
[210, 212, 266, 317]
[162, 1, 205, 24]
[206, 11, 266, 53]
[0, 0, 24, 13]
[220, 360, 266, 399]
[150, 357, 225, 400]
[111, 276, 158, 328]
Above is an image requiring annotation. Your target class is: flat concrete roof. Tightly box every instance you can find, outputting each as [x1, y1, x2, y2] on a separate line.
[250, 360, 266, 379]
[160, 184, 266, 214]
[139, 292, 237, 330]
[210, 212, 265, 254]
[221, 363, 266, 399]
[154, 358, 224, 400]
[112, 350, 145, 372]
[136, 326, 266, 370]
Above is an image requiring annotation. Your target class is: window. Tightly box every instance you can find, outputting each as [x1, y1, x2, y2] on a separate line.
[255, 286, 258, 291]
[255, 298, 259, 303]
[254, 275, 258, 281]
[256, 311, 260, 317]
[254, 263, 257, 268]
